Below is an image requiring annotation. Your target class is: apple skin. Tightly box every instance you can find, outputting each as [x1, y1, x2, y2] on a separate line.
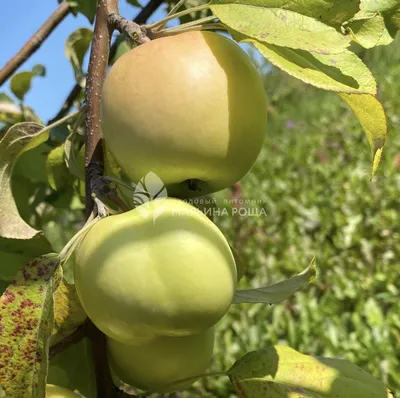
[107, 328, 215, 393]
[74, 198, 237, 344]
[101, 31, 267, 197]
[46, 384, 82, 397]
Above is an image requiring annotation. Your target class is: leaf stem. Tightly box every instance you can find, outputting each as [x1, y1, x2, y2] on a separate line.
[144, 4, 211, 30]
[153, 0, 188, 32]
[154, 16, 220, 37]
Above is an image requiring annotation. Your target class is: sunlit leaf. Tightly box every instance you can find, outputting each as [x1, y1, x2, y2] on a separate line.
[244, 38, 376, 94]
[51, 279, 87, 345]
[210, 2, 350, 54]
[339, 93, 386, 177]
[229, 345, 394, 398]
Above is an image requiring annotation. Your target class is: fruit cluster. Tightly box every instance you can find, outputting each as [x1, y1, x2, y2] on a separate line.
[74, 30, 267, 393]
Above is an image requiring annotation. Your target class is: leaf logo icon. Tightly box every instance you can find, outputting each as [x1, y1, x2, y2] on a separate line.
[132, 172, 168, 222]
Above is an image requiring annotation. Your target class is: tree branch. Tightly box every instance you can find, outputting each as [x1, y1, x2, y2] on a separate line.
[108, 13, 150, 44]
[84, 1, 120, 396]
[49, 320, 88, 359]
[47, 0, 163, 125]
[47, 83, 82, 125]
[0, 2, 70, 86]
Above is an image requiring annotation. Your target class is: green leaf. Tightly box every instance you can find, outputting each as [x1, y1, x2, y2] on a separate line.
[229, 345, 394, 398]
[232, 258, 316, 304]
[214, 0, 360, 26]
[242, 37, 376, 94]
[210, 3, 350, 54]
[67, 0, 98, 23]
[48, 338, 96, 397]
[384, 7, 400, 36]
[9, 64, 46, 101]
[126, 0, 142, 7]
[0, 236, 52, 281]
[360, 0, 399, 13]
[0, 122, 49, 239]
[51, 279, 87, 345]
[110, 39, 134, 64]
[0, 254, 61, 397]
[65, 28, 93, 85]
[339, 93, 386, 177]
[346, 6, 399, 48]
[46, 145, 71, 191]
[0, 93, 21, 124]
[13, 143, 52, 184]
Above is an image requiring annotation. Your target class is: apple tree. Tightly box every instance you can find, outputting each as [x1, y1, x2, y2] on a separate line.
[0, 0, 398, 397]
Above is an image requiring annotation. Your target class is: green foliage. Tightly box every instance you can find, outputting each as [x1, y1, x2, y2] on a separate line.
[48, 338, 97, 397]
[65, 28, 93, 85]
[10, 65, 46, 101]
[68, 0, 98, 23]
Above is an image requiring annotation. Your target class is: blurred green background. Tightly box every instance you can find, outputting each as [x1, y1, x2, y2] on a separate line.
[194, 34, 400, 398]
[2, 26, 399, 398]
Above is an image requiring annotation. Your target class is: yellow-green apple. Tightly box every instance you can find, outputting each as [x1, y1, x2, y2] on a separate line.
[74, 198, 237, 343]
[108, 328, 215, 393]
[46, 384, 82, 397]
[101, 31, 267, 197]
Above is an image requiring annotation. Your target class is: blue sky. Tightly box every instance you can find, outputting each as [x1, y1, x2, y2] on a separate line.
[0, 1, 166, 122]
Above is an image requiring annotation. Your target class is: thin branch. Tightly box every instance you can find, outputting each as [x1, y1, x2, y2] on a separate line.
[0, 2, 70, 86]
[48, 0, 163, 125]
[47, 83, 82, 125]
[49, 320, 88, 359]
[144, 3, 210, 30]
[108, 13, 150, 44]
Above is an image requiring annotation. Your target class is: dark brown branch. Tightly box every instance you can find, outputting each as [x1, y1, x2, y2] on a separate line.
[47, 83, 82, 125]
[0, 2, 70, 86]
[49, 320, 88, 359]
[48, 0, 163, 125]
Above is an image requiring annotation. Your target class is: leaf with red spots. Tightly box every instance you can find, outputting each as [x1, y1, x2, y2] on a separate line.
[229, 345, 393, 398]
[0, 254, 61, 397]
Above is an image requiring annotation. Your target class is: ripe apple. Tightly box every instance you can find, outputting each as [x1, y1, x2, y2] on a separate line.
[101, 31, 267, 197]
[46, 384, 81, 397]
[107, 328, 215, 393]
[74, 198, 237, 343]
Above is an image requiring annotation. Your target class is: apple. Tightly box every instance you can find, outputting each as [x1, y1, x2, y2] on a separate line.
[107, 328, 215, 393]
[74, 198, 237, 343]
[46, 384, 81, 397]
[101, 31, 267, 197]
